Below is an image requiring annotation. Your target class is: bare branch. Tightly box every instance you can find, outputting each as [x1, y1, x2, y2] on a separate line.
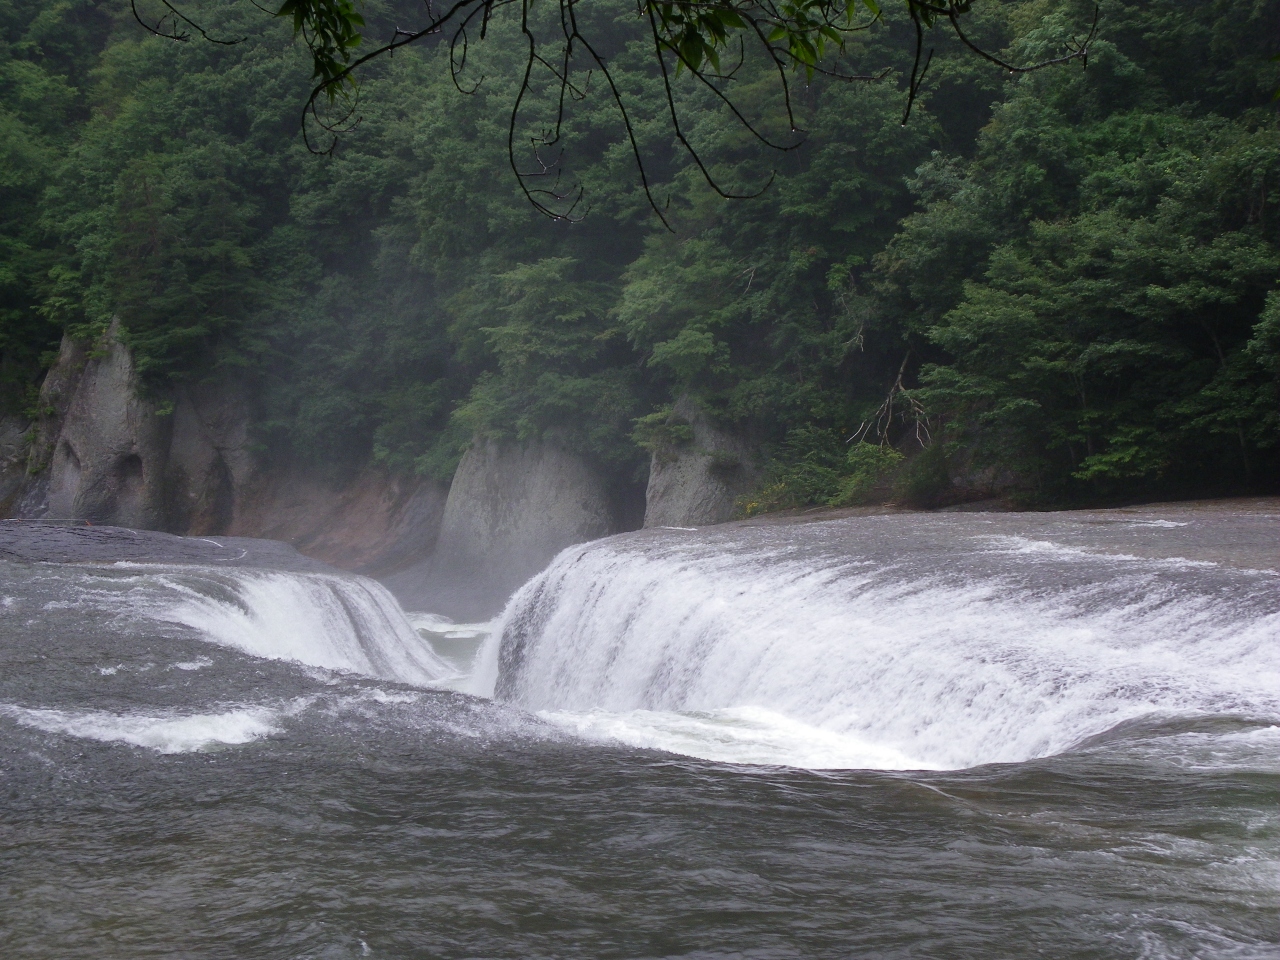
[646, 4, 777, 201]
[130, 0, 245, 45]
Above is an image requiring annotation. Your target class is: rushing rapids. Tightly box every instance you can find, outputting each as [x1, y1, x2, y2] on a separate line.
[2, 508, 1278, 959]
[159, 567, 453, 686]
[482, 512, 1280, 769]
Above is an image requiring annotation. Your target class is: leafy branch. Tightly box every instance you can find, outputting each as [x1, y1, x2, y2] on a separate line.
[134, 0, 1101, 226]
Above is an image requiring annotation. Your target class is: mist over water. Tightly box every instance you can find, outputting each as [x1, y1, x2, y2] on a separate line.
[1, 509, 1277, 959]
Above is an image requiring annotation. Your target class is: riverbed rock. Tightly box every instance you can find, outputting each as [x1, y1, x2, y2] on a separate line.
[386, 438, 623, 619]
[643, 397, 760, 528]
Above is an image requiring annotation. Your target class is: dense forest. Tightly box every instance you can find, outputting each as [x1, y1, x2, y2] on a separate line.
[2, 0, 1277, 509]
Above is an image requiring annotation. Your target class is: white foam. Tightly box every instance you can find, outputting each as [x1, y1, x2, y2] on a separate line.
[159, 570, 452, 686]
[485, 537, 1280, 771]
[0, 702, 288, 753]
[539, 705, 939, 770]
[979, 534, 1216, 567]
[407, 612, 493, 640]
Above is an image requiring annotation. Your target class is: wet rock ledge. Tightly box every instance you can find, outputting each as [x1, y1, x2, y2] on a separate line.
[0, 521, 333, 572]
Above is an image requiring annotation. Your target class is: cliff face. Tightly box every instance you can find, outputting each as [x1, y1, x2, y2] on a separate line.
[13, 333, 820, 615]
[6, 331, 639, 609]
[8, 329, 447, 575]
[12, 331, 253, 531]
[384, 438, 630, 619]
[643, 396, 760, 528]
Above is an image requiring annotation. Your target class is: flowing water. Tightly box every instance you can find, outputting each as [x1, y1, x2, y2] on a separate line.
[1, 508, 1278, 959]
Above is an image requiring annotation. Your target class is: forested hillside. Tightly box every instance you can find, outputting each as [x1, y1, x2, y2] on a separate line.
[2, 0, 1277, 508]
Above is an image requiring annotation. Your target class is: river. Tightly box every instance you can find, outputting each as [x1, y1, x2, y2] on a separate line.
[1, 504, 1277, 958]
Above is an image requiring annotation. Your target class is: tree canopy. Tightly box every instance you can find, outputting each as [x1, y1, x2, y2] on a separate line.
[134, 0, 1098, 223]
[2, 0, 1278, 510]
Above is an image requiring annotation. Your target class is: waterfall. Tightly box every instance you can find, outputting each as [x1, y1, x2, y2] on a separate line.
[478, 522, 1280, 770]
[158, 568, 453, 686]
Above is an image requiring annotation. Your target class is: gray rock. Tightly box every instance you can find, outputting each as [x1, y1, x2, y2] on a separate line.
[387, 438, 620, 619]
[29, 329, 172, 528]
[230, 467, 449, 574]
[0, 415, 30, 515]
[643, 396, 760, 528]
[16, 328, 255, 532]
[166, 380, 257, 534]
[0, 520, 333, 572]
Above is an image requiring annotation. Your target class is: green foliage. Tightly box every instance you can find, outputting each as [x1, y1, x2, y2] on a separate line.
[450, 257, 645, 467]
[834, 443, 906, 505]
[1, 0, 1277, 509]
[903, 59, 1280, 496]
[275, 0, 363, 92]
[632, 406, 695, 460]
[741, 429, 905, 515]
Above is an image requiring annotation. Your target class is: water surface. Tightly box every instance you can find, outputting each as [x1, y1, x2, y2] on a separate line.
[1, 508, 1277, 959]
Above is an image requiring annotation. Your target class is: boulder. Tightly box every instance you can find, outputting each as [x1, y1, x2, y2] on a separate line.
[643, 396, 760, 528]
[386, 438, 622, 619]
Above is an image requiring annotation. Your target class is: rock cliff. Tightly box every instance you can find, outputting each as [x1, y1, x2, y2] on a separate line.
[21, 332, 174, 528]
[385, 438, 631, 619]
[8, 328, 447, 575]
[8, 331, 662, 609]
[643, 396, 760, 528]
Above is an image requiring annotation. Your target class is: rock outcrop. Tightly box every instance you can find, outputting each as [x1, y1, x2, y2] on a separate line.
[385, 438, 630, 619]
[643, 397, 760, 528]
[22, 332, 173, 528]
[9, 328, 447, 575]
[8, 330, 652, 604]
[0, 415, 29, 516]
[14, 329, 257, 532]
[230, 468, 448, 574]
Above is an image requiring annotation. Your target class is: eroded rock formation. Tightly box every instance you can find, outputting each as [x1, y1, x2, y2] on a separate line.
[8, 330, 660, 607]
[643, 397, 760, 528]
[385, 438, 629, 619]
[8, 328, 447, 575]
[21, 332, 172, 528]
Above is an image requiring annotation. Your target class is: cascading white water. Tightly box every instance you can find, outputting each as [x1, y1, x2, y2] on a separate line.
[478, 521, 1280, 770]
[157, 568, 453, 685]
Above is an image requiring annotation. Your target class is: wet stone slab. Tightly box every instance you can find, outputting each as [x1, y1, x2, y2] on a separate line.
[0, 521, 333, 572]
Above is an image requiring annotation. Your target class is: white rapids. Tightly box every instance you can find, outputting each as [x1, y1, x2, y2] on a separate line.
[473, 517, 1280, 771]
[0, 702, 291, 754]
[157, 569, 453, 685]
